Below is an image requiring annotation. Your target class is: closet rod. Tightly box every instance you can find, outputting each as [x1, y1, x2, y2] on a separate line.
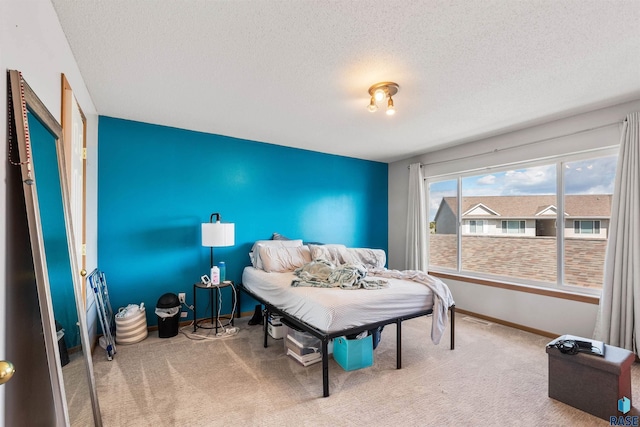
[409, 119, 625, 169]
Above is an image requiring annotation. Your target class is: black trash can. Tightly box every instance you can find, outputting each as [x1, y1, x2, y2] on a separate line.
[156, 293, 181, 338]
[55, 320, 70, 366]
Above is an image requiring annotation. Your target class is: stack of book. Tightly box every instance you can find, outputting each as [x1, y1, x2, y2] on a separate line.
[285, 332, 322, 366]
[267, 314, 283, 339]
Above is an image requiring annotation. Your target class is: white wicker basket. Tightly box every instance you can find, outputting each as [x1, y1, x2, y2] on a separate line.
[115, 304, 148, 344]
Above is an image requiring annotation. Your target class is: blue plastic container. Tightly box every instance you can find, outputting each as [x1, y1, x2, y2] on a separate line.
[218, 261, 226, 282]
[333, 335, 374, 371]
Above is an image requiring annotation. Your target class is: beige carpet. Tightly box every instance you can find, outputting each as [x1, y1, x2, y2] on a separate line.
[87, 315, 638, 426]
[63, 350, 95, 426]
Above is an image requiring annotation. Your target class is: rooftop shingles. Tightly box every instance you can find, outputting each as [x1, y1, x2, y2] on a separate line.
[442, 195, 612, 218]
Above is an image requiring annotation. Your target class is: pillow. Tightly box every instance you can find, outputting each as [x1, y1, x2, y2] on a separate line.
[249, 239, 303, 269]
[308, 244, 347, 265]
[308, 245, 386, 269]
[259, 245, 312, 273]
[344, 248, 386, 269]
[271, 232, 291, 241]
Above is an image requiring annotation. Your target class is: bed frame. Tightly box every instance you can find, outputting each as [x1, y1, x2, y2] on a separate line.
[239, 283, 455, 397]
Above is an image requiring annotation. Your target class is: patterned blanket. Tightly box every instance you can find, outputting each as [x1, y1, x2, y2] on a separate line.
[291, 260, 389, 290]
[291, 260, 455, 344]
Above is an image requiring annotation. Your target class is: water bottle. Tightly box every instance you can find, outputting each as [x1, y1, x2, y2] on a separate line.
[210, 266, 220, 285]
[218, 262, 226, 282]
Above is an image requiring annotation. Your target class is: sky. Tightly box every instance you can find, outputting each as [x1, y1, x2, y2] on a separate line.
[428, 155, 617, 221]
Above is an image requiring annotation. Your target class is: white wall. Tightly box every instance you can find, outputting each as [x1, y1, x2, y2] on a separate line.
[389, 99, 640, 337]
[445, 279, 600, 337]
[1, 0, 98, 417]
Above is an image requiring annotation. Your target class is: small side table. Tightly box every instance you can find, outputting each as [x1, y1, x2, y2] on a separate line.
[193, 281, 236, 334]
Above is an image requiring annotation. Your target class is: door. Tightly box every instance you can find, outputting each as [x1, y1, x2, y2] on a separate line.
[62, 74, 87, 303]
[3, 136, 58, 425]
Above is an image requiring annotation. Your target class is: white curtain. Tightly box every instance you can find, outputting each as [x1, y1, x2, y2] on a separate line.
[594, 112, 640, 353]
[406, 163, 428, 270]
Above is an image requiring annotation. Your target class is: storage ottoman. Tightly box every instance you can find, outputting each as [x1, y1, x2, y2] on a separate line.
[546, 335, 635, 421]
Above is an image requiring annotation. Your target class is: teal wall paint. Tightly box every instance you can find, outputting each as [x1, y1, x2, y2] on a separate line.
[30, 112, 79, 348]
[98, 117, 388, 326]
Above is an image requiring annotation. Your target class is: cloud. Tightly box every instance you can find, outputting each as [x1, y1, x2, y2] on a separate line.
[461, 186, 503, 197]
[565, 156, 616, 194]
[477, 175, 496, 185]
[462, 165, 556, 196]
[428, 155, 615, 220]
[504, 165, 554, 186]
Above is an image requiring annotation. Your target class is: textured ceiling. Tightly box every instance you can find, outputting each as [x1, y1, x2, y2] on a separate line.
[51, 1, 640, 163]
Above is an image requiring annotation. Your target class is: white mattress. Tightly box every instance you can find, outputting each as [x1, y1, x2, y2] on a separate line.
[242, 266, 434, 333]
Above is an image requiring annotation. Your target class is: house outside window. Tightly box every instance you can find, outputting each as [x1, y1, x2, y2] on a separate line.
[427, 150, 616, 293]
[574, 220, 601, 234]
[429, 179, 458, 271]
[469, 220, 484, 234]
[501, 220, 525, 234]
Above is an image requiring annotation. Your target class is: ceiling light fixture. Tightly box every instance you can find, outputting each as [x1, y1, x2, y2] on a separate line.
[367, 82, 399, 115]
[386, 97, 396, 116]
[367, 97, 378, 113]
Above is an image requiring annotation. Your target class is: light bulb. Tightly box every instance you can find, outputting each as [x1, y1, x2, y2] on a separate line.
[374, 88, 386, 102]
[367, 97, 378, 112]
[386, 97, 396, 115]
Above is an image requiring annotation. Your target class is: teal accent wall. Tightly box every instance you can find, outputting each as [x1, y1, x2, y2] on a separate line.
[98, 117, 388, 326]
[29, 112, 79, 349]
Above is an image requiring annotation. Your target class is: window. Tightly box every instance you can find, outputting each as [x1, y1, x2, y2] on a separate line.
[501, 220, 526, 234]
[574, 220, 601, 234]
[427, 150, 616, 293]
[457, 164, 557, 283]
[468, 220, 484, 234]
[429, 179, 458, 270]
[563, 155, 616, 289]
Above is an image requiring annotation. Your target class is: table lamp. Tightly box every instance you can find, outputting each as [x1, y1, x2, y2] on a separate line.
[201, 213, 235, 281]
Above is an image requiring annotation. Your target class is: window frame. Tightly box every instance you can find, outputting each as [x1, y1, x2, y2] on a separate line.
[426, 147, 618, 296]
[468, 220, 485, 234]
[574, 220, 601, 235]
[501, 220, 526, 234]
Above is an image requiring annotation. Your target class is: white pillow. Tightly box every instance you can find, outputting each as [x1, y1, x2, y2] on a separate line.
[308, 245, 386, 269]
[259, 245, 312, 273]
[308, 244, 347, 265]
[249, 239, 303, 269]
[344, 248, 386, 269]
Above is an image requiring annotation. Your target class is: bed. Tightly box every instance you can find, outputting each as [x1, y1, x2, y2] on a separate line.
[240, 240, 456, 397]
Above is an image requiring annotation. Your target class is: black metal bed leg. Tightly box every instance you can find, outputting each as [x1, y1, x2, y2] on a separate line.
[263, 308, 269, 348]
[450, 305, 455, 350]
[322, 339, 330, 397]
[396, 319, 402, 369]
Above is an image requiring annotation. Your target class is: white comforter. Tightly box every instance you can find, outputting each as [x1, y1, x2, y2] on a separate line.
[370, 268, 455, 344]
[242, 266, 454, 344]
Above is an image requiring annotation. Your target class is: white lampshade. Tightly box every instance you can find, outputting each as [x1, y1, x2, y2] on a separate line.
[201, 222, 235, 247]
